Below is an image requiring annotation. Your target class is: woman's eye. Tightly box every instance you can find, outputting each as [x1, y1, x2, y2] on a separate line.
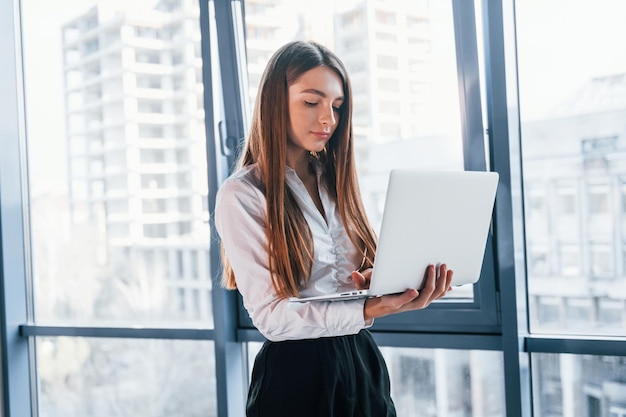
[304, 101, 318, 107]
[332, 106, 342, 112]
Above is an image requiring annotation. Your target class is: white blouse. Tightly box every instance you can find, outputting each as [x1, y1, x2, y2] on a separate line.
[214, 162, 371, 342]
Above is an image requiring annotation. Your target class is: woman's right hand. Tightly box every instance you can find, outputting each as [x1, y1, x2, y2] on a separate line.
[363, 263, 453, 321]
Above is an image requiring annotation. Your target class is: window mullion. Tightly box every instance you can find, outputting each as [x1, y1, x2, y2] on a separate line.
[480, 0, 533, 416]
[202, 1, 249, 416]
[0, 0, 36, 415]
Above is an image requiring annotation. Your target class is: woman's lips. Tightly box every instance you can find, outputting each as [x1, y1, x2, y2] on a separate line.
[311, 131, 330, 139]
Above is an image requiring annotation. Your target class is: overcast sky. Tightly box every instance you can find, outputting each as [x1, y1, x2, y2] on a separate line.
[515, 0, 626, 119]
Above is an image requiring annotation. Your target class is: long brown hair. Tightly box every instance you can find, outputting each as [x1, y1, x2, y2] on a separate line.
[222, 41, 377, 298]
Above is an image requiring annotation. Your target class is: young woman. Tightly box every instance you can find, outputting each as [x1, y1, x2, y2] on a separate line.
[215, 40, 453, 417]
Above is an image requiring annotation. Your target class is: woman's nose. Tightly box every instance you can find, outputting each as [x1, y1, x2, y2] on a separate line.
[320, 105, 336, 127]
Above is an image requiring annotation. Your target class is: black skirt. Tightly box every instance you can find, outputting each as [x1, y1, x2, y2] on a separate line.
[246, 329, 396, 417]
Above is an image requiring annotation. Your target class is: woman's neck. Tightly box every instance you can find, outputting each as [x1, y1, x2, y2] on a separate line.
[286, 150, 314, 182]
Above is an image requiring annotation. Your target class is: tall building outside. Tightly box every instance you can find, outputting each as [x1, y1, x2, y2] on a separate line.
[523, 74, 626, 417]
[61, 0, 212, 325]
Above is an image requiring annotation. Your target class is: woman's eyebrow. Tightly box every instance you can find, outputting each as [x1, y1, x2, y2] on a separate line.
[300, 88, 344, 101]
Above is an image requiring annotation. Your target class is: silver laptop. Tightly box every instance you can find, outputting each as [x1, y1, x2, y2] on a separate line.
[290, 169, 499, 302]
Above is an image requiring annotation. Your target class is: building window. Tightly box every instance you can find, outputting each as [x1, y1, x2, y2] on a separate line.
[136, 75, 162, 89]
[565, 298, 592, 329]
[379, 100, 400, 115]
[377, 55, 398, 70]
[177, 221, 192, 236]
[176, 250, 185, 279]
[138, 100, 163, 114]
[142, 199, 167, 214]
[588, 184, 610, 214]
[375, 10, 396, 25]
[581, 136, 617, 155]
[406, 15, 429, 31]
[378, 77, 399, 92]
[107, 199, 129, 215]
[557, 189, 577, 215]
[140, 149, 166, 164]
[590, 244, 613, 278]
[559, 244, 581, 276]
[375, 31, 397, 42]
[191, 251, 199, 280]
[535, 296, 562, 328]
[380, 122, 401, 137]
[143, 224, 167, 238]
[529, 247, 550, 277]
[138, 124, 164, 138]
[141, 174, 167, 189]
[342, 9, 364, 28]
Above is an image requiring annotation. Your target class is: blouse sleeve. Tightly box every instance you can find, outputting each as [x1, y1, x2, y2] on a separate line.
[214, 176, 369, 342]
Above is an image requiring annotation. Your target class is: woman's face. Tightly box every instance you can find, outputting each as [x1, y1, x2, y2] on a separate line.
[286, 65, 344, 164]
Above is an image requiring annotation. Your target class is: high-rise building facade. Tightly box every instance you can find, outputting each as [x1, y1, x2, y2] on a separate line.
[334, 0, 435, 143]
[61, 0, 212, 324]
[522, 73, 626, 416]
[523, 73, 626, 335]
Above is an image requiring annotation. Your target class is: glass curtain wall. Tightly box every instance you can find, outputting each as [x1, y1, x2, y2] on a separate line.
[2, 0, 626, 416]
[516, 0, 626, 416]
[19, 0, 217, 415]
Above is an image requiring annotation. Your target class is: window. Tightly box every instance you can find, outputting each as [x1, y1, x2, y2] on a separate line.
[3, 0, 624, 416]
[377, 55, 399, 70]
[135, 51, 161, 64]
[518, 0, 626, 340]
[142, 198, 167, 214]
[138, 124, 164, 138]
[137, 100, 163, 114]
[559, 244, 581, 277]
[139, 149, 166, 164]
[377, 77, 400, 92]
[144, 223, 167, 238]
[556, 187, 577, 215]
[376, 10, 396, 25]
[590, 244, 613, 278]
[376, 31, 397, 42]
[379, 100, 401, 115]
[136, 75, 162, 89]
[141, 174, 167, 189]
[532, 354, 626, 417]
[10, 0, 215, 413]
[588, 184, 610, 214]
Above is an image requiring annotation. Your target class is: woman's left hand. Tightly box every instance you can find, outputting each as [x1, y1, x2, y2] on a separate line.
[362, 264, 454, 321]
[351, 268, 372, 289]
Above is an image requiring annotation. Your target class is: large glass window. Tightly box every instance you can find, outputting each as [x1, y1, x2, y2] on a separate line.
[22, 0, 213, 327]
[517, 0, 626, 337]
[37, 338, 216, 417]
[20, 0, 216, 415]
[6, 0, 626, 416]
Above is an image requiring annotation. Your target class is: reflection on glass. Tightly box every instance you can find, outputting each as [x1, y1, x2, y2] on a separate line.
[37, 337, 216, 417]
[22, 0, 213, 327]
[246, 342, 504, 417]
[243, 0, 472, 297]
[517, 0, 626, 336]
[532, 353, 626, 417]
